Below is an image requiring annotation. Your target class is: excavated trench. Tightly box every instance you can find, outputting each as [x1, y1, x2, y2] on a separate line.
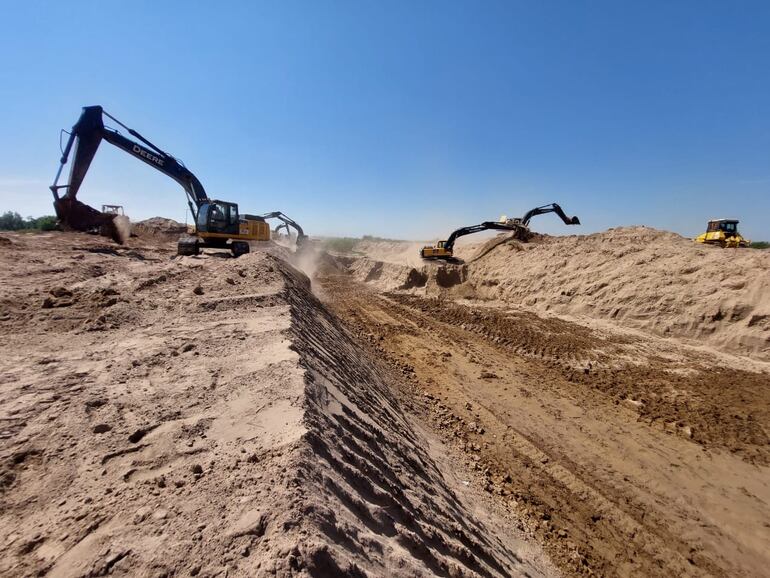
[2, 230, 768, 577]
[318, 240, 770, 578]
[0, 233, 554, 578]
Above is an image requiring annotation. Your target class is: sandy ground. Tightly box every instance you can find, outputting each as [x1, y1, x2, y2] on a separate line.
[0, 231, 555, 577]
[2, 223, 768, 577]
[342, 228, 770, 361]
[316, 270, 770, 577]
[322, 230, 770, 577]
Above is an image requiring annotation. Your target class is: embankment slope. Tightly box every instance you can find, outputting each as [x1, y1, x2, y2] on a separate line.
[0, 232, 552, 577]
[338, 227, 770, 359]
[469, 227, 770, 359]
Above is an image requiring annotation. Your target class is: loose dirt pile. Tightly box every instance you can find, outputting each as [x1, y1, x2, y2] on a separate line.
[131, 217, 188, 241]
[0, 232, 554, 577]
[337, 227, 770, 360]
[468, 227, 770, 359]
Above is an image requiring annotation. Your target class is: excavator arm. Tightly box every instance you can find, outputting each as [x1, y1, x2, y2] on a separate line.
[421, 201, 580, 260]
[51, 106, 209, 231]
[261, 211, 307, 246]
[519, 203, 580, 227]
[444, 221, 516, 252]
[421, 221, 520, 259]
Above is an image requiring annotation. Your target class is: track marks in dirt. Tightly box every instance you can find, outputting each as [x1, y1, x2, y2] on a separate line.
[318, 271, 770, 577]
[387, 292, 770, 465]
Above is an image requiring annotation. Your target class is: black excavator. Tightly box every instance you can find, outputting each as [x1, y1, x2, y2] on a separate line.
[50, 105, 305, 257]
[262, 212, 307, 246]
[420, 202, 580, 260]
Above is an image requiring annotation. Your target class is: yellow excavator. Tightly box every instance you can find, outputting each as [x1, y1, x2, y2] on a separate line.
[50, 106, 306, 257]
[421, 202, 580, 260]
[695, 219, 749, 248]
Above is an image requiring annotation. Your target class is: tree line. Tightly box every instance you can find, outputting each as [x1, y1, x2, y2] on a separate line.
[0, 211, 58, 231]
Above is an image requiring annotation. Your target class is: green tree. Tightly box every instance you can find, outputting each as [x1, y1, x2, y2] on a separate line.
[0, 212, 59, 231]
[0, 211, 26, 230]
[31, 215, 58, 231]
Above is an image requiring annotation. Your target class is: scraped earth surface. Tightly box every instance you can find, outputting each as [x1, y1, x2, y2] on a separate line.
[0, 231, 554, 577]
[319, 230, 770, 577]
[1, 225, 769, 578]
[342, 228, 770, 360]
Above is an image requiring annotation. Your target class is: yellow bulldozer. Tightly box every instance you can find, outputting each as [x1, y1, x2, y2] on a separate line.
[695, 219, 749, 248]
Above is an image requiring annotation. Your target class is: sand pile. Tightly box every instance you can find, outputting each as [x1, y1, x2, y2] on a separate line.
[353, 239, 425, 267]
[0, 232, 551, 577]
[336, 227, 769, 359]
[131, 216, 188, 240]
[468, 226, 770, 359]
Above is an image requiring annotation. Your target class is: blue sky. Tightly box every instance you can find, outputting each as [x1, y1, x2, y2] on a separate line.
[1, 1, 768, 239]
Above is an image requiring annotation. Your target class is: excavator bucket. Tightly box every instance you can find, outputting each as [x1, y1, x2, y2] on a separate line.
[54, 197, 130, 244]
[50, 106, 131, 244]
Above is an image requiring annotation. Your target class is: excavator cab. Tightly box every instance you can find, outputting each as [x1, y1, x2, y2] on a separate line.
[420, 240, 453, 260]
[197, 201, 240, 235]
[185, 200, 271, 256]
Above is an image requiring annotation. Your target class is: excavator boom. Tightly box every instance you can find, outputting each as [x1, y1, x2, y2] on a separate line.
[51, 106, 208, 232]
[519, 203, 580, 227]
[50, 106, 308, 256]
[262, 211, 308, 246]
[420, 201, 580, 260]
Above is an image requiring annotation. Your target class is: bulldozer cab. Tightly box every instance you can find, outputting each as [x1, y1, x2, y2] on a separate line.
[197, 201, 240, 235]
[707, 219, 739, 236]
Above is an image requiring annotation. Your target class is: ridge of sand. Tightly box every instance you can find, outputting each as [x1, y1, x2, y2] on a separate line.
[336, 227, 770, 360]
[468, 226, 770, 359]
[0, 232, 553, 577]
[131, 217, 188, 241]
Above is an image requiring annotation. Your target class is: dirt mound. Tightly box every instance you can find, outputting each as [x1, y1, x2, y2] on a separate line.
[341, 227, 770, 359]
[353, 239, 425, 267]
[344, 257, 424, 291]
[132, 217, 187, 240]
[467, 226, 770, 359]
[0, 232, 553, 577]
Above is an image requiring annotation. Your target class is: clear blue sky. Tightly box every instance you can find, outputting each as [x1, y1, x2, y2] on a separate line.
[1, 1, 768, 239]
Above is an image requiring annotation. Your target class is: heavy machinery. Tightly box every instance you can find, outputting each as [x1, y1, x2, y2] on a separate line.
[262, 212, 307, 246]
[420, 202, 580, 260]
[50, 105, 304, 257]
[695, 219, 750, 248]
[101, 205, 124, 216]
[420, 221, 519, 259]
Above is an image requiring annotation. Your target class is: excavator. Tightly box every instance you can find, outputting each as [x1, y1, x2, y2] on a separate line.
[50, 105, 305, 257]
[420, 202, 580, 260]
[263, 211, 307, 246]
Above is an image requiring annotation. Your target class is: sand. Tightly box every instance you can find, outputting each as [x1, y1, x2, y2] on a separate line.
[0, 232, 554, 577]
[317, 237, 770, 577]
[337, 227, 770, 361]
[2, 223, 768, 577]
